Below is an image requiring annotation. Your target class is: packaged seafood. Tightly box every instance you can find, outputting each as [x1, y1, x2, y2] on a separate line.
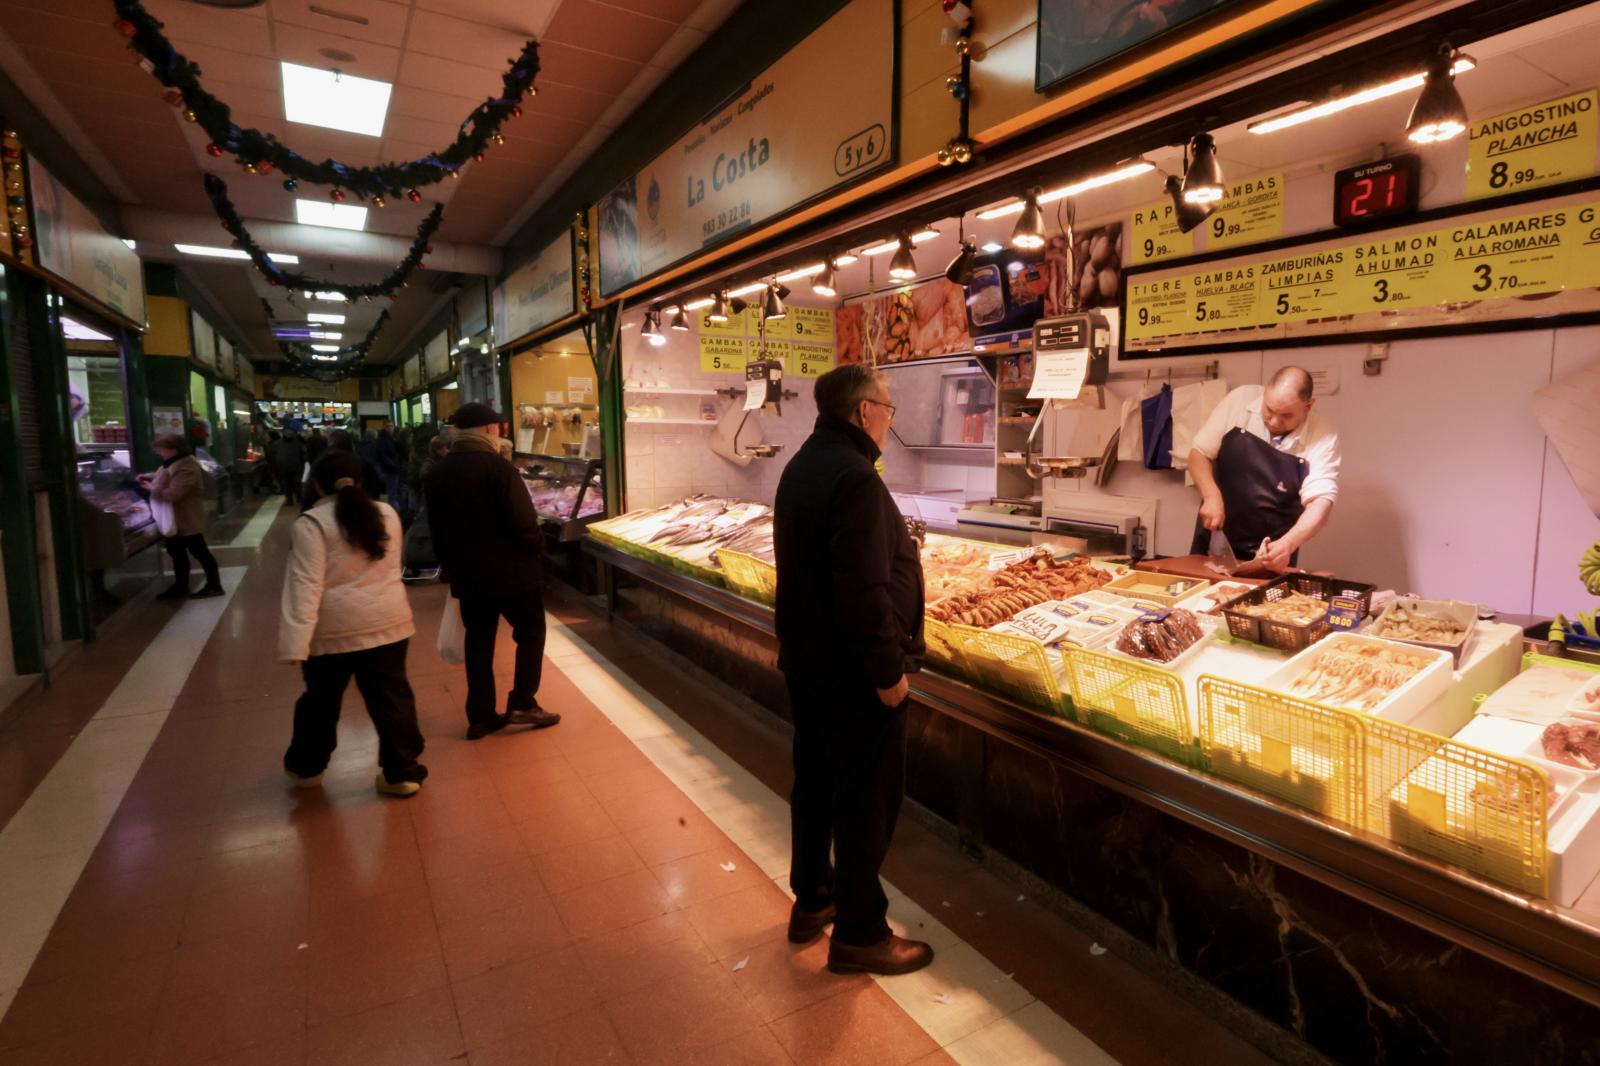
[1268, 633, 1452, 720]
[1234, 591, 1328, 626]
[1220, 574, 1376, 653]
[1368, 596, 1476, 664]
[1542, 719, 1600, 771]
[926, 552, 1113, 628]
[1113, 609, 1206, 664]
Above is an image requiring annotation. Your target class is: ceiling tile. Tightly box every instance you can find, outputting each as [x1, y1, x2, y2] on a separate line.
[395, 50, 512, 99]
[542, 1, 673, 64]
[0, 10, 141, 64]
[270, 0, 411, 49]
[165, 41, 282, 92]
[411, 0, 561, 39]
[388, 85, 481, 125]
[142, 0, 266, 42]
[535, 40, 644, 98]
[379, 114, 464, 152]
[513, 81, 609, 127]
[405, 9, 532, 69]
[271, 20, 403, 82]
[596, 0, 702, 23]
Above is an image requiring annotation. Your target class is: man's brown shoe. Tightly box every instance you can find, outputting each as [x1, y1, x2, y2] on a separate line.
[827, 934, 934, 976]
[787, 903, 836, 944]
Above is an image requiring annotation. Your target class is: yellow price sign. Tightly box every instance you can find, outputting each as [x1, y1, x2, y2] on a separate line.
[1566, 201, 1600, 290]
[788, 345, 833, 378]
[698, 309, 747, 336]
[1204, 173, 1284, 251]
[1129, 199, 1195, 265]
[1346, 229, 1450, 311]
[699, 335, 749, 374]
[1467, 90, 1599, 200]
[787, 306, 835, 343]
[1258, 248, 1350, 321]
[1125, 275, 1193, 342]
[1432, 204, 1572, 300]
[1185, 264, 1263, 329]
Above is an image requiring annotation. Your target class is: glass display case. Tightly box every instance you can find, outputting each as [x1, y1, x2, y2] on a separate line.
[880, 356, 996, 449]
[76, 452, 157, 562]
[518, 455, 605, 541]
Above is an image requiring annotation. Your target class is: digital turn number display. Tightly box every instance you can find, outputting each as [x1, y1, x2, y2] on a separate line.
[1333, 155, 1421, 227]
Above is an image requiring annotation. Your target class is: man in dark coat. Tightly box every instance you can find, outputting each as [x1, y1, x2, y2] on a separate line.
[773, 363, 931, 977]
[424, 403, 559, 740]
[275, 431, 307, 507]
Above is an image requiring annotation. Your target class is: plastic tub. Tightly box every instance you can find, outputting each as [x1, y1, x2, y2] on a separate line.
[1367, 596, 1478, 665]
[1264, 632, 1453, 725]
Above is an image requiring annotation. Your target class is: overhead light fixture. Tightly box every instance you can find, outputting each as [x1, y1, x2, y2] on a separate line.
[707, 292, 735, 322]
[980, 241, 1004, 254]
[1011, 189, 1046, 250]
[280, 61, 392, 137]
[976, 161, 1156, 219]
[641, 308, 666, 346]
[1408, 46, 1471, 144]
[310, 354, 339, 361]
[310, 344, 340, 353]
[307, 291, 348, 302]
[762, 283, 788, 321]
[1180, 134, 1225, 205]
[812, 259, 839, 298]
[888, 235, 918, 281]
[1165, 174, 1213, 234]
[308, 312, 346, 325]
[776, 263, 826, 283]
[1249, 55, 1475, 135]
[669, 307, 690, 331]
[175, 244, 300, 264]
[832, 253, 860, 267]
[294, 199, 369, 232]
[944, 238, 976, 284]
[863, 228, 940, 256]
[308, 331, 342, 340]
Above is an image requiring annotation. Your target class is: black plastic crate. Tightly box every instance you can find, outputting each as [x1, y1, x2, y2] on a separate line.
[1220, 574, 1376, 653]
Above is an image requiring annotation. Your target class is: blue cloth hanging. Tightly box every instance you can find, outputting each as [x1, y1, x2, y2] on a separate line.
[1141, 383, 1174, 470]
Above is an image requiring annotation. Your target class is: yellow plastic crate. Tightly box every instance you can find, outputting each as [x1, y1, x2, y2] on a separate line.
[716, 550, 777, 605]
[1062, 646, 1204, 767]
[922, 617, 970, 674]
[1197, 677, 1366, 827]
[948, 624, 1065, 716]
[1364, 717, 1549, 897]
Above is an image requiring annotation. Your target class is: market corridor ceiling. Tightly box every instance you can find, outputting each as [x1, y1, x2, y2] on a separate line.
[0, 0, 741, 362]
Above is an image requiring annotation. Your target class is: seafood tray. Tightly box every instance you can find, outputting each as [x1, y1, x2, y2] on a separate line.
[1063, 646, 1205, 767]
[1104, 614, 1217, 675]
[1369, 716, 1554, 899]
[1220, 573, 1376, 653]
[1101, 571, 1209, 608]
[1198, 677, 1367, 827]
[1366, 596, 1478, 666]
[1264, 633, 1452, 726]
[716, 550, 777, 606]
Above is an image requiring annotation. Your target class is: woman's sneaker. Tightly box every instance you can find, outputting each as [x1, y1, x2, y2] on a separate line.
[375, 773, 421, 798]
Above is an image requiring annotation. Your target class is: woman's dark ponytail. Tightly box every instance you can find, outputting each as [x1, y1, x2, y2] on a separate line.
[310, 452, 388, 559]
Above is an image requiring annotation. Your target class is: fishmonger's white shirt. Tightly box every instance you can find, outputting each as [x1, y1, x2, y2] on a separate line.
[1190, 385, 1341, 505]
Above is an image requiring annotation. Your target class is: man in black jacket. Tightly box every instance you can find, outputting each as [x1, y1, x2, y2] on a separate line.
[774, 363, 932, 977]
[424, 403, 560, 740]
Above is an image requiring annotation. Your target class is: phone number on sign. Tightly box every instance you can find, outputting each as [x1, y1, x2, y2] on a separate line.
[703, 201, 752, 240]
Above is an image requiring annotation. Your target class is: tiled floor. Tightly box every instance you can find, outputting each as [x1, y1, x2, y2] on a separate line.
[0, 494, 1283, 1065]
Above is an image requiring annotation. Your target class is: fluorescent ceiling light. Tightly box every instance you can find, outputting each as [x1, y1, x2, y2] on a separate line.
[862, 229, 940, 256]
[307, 291, 348, 302]
[311, 354, 339, 361]
[308, 331, 343, 340]
[61, 316, 113, 342]
[294, 199, 369, 232]
[307, 312, 346, 325]
[174, 243, 300, 264]
[280, 62, 392, 138]
[1249, 58, 1475, 135]
[311, 344, 340, 352]
[776, 263, 827, 282]
[977, 161, 1157, 220]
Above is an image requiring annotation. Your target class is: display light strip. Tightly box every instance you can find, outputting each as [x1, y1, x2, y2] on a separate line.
[1248, 58, 1475, 135]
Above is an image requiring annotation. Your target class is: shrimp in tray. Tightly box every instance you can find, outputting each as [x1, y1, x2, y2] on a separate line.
[1285, 641, 1436, 713]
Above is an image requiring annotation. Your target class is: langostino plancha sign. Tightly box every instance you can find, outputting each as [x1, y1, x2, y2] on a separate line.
[597, 0, 895, 296]
[1467, 89, 1598, 200]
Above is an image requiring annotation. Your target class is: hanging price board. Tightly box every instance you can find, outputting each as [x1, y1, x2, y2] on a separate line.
[787, 345, 832, 377]
[1123, 189, 1600, 354]
[787, 306, 835, 343]
[699, 310, 747, 337]
[699, 335, 749, 373]
[1203, 173, 1284, 250]
[1467, 90, 1598, 200]
[1129, 199, 1195, 265]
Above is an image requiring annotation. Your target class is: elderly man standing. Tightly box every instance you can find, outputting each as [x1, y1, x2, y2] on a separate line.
[424, 403, 559, 740]
[773, 363, 932, 977]
[1188, 365, 1341, 572]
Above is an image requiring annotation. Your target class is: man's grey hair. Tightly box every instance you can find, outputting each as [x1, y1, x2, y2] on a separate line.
[814, 363, 884, 423]
[1268, 365, 1313, 403]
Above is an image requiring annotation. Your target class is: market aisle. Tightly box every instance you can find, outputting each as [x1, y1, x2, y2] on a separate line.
[0, 508, 1277, 1065]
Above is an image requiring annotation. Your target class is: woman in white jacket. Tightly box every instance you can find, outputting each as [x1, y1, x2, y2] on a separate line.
[280, 451, 427, 796]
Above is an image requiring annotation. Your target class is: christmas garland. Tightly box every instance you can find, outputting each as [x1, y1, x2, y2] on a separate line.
[276, 306, 390, 380]
[113, 0, 538, 201]
[281, 308, 389, 361]
[205, 173, 440, 300]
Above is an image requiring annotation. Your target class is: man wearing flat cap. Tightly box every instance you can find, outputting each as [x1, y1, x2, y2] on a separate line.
[425, 403, 560, 739]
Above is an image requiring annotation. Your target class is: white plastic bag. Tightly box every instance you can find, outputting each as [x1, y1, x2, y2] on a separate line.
[150, 497, 177, 537]
[437, 597, 465, 665]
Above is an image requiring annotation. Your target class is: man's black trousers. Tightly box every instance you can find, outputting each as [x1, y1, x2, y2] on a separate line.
[459, 589, 546, 727]
[785, 672, 908, 946]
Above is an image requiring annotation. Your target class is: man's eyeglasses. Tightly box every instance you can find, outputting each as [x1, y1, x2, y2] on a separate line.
[864, 399, 896, 420]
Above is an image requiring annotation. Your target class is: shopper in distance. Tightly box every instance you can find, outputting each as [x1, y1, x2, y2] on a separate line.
[138, 432, 225, 601]
[774, 364, 933, 976]
[424, 402, 560, 740]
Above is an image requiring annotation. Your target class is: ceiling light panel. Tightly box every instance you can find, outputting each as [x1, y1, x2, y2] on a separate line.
[307, 312, 346, 324]
[295, 199, 369, 231]
[281, 62, 392, 137]
[174, 244, 300, 264]
[308, 331, 343, 340]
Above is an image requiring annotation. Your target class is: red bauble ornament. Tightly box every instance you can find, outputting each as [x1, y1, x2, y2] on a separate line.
[423, 244, 433, 254]
[162, 89, 183, 107]
[330, 188, 346, 202]
[256, 160, 275, 175]
[205, 143, 224, 157]
[115, 18, 136, 37]
[474, 153, 485, 162]
[511, 106, 522, 119]
[407, 189, 421, 203]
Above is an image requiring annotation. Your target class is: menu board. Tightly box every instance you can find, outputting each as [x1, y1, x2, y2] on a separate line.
[190, 310, 215, 371]
[402, 355, 420, 392]
[423, 330, 451, 382]
[1124, 189, 1600, 353]
[694, 304, 835, 375]
[1467, 90, 1598, 200]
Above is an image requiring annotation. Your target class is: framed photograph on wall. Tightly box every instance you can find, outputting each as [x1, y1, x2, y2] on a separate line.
[1036, 0, 1244, 93]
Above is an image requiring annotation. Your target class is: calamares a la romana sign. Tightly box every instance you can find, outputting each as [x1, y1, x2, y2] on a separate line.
[596, 0, 894, 296]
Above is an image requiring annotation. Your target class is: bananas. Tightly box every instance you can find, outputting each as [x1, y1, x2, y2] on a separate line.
[1583, 540, 1600, 597]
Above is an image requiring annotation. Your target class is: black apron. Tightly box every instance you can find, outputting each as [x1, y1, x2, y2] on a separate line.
[1190, 427, 1307, 562]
